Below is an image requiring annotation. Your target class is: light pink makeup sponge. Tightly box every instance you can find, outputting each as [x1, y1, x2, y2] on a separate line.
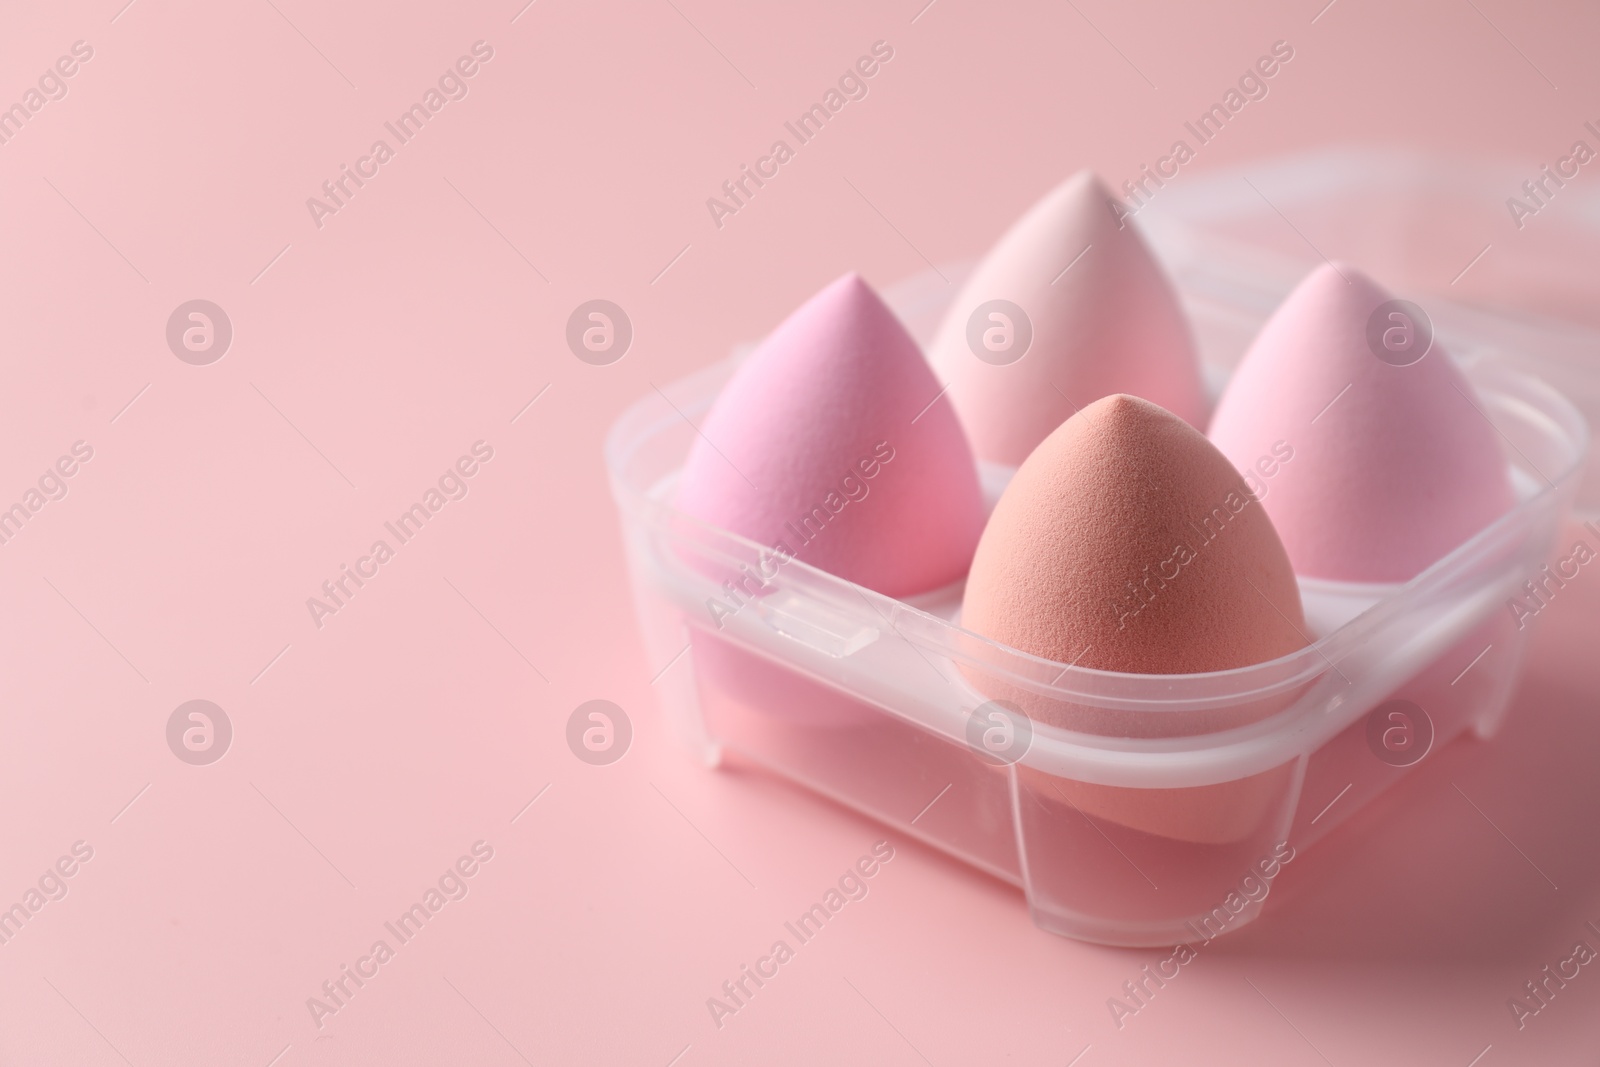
[675, 273, 985, 598]
[928, 171, 1208, 466]
[1208, 263, 1515, 582]
[962, 395, 1308, 843]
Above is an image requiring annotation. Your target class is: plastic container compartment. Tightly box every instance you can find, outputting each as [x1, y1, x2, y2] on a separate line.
[604, 155, 1592, 947]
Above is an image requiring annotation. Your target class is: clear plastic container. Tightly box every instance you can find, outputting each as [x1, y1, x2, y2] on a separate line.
[1139, 146, 1600, 517]
[604, 154, 1592, 947]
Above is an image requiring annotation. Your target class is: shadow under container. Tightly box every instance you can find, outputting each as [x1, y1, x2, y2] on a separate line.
[605, 349, 1586, 951]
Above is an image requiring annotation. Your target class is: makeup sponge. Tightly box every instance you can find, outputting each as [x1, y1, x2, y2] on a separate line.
[675, 272, 985, 598]
[964, 393, 1306, 676]
[1208, 263, 1515, 583]
[962, 395, 1308, 843]
[927, 171, 1208, 466]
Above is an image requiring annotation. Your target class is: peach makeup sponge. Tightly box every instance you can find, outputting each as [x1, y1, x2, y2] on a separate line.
[928, 171, 1208, 466]
[962, 395, 1308, 843]
[675, 273, 985, 598]
[964, 394, 1306, 676]
[1208, 264, 1515, 583]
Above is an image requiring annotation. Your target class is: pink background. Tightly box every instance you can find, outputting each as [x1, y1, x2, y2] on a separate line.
[1, 0, 1598, 1063]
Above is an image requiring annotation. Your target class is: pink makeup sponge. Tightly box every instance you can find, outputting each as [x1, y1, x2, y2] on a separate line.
[1208, 263, 1515, 582]
[675, 272, 985, 598]
[928, 171, 1208, 466]
[962, 394, 1308, 842]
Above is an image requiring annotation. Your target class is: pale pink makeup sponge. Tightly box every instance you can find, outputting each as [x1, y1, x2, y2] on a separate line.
[962, 394, 1308, 843]
[675, 273, 985, 598]
[928, 171, 1208, 466]
[1208, 263, 1515, 583]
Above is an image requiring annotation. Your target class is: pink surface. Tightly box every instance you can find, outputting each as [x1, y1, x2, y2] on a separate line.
[1, 1, 1598, 1065]
[1209, 263, 1517, 581]
[927, 171, 1207, 464]
[674, 272, 983, 598]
